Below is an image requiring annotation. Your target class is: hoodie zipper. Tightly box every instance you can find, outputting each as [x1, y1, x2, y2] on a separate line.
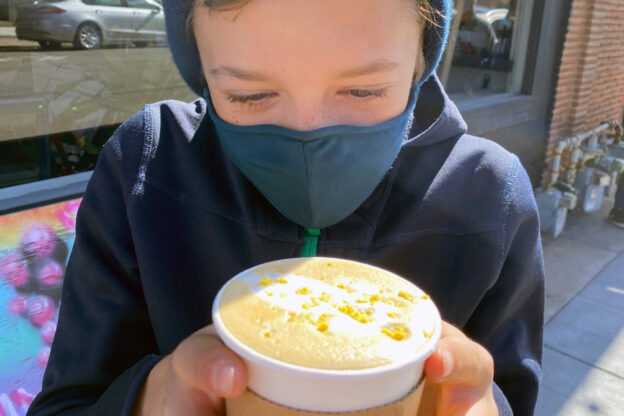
[301, 228, 321, 257]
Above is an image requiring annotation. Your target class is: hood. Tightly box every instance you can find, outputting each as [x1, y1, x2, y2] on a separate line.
[405, 73, 468, 147]
[162, 0, 453, 97]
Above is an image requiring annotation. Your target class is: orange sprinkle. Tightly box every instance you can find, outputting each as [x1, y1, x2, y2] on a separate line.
[296, 287, 311, 295]
[337, 304, 374, 324]
[398, 291, 416, 302]
[381, 324, 407, 341]
[258, 277, 273, 286]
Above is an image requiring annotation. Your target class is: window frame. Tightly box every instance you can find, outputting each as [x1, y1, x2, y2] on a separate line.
[0, 172, 91, 216]
[445, 0, 550, 135]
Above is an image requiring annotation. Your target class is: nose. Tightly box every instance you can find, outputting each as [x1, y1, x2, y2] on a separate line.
[285, 101, 334, 131]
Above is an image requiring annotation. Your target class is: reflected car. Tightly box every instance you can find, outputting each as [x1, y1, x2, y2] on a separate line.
[15, 0, 166, 50]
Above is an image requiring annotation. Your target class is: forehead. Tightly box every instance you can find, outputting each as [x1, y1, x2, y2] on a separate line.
[193, 0, 421, 75]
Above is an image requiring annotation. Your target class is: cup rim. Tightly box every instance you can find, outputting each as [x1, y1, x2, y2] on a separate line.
[212, 257, 442, 379]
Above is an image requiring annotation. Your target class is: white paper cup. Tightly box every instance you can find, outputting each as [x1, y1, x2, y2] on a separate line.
[212, 257, 441, 412]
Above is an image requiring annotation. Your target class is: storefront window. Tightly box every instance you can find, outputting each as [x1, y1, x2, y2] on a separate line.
[438, 0, 534, 104]
[0, 0, 195, 189]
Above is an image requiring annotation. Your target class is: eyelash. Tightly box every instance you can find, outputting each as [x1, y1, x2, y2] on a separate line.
[226, 88, 390, 107]
[338, 88, 390, 101]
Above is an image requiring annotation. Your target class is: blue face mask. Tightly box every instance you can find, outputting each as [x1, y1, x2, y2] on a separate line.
[204, 87, 419, 229]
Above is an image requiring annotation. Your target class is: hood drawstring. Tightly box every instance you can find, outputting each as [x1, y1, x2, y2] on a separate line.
[301, 228, 321, 257]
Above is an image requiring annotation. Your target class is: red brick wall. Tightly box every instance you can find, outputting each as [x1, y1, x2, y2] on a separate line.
[543, 0, 624, 187]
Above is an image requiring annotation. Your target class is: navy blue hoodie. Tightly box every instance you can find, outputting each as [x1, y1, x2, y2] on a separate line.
[27, 74, 544, 416]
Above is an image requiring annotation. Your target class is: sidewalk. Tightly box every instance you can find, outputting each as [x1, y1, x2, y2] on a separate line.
[0, 25, 14, 37]
[535, 198, 624, 415]
[0, 23, 37, 48]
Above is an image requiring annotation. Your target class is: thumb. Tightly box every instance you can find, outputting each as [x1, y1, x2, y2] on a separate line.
[424, 344, 454, 383]
[172, 327, 248, 398]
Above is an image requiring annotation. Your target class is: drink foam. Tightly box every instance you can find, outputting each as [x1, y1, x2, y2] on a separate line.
[218, 258, 438, 370]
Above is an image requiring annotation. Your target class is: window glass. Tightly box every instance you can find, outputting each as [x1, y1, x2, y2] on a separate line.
[95, 0, 124, 7]
[438, 0, 533, 104]
[0, 0, 194, 189]
[125, 0, 159, 10]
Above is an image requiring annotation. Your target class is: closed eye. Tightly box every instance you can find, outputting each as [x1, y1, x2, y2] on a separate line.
[227, 92, 278, 105]
[338, 87, 390, 101]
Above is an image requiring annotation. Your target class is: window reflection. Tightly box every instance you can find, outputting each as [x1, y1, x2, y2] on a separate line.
[15, 0, 166, 49]
[455, 6, 513, 72]
[0, 0, 194, 189]
[442, 0, 528, 100]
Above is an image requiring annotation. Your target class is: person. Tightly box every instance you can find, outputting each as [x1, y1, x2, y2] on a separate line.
[609, 175, 624, 228]
[26, 0, 544, 415]
[609, 100, 624, 229]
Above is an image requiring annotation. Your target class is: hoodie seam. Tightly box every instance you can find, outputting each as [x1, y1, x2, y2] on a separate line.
[319, 223, 501, 249]
[496, 156, 520, 276]
[142, 177, 300, 242]
[127, 105, 154, 215]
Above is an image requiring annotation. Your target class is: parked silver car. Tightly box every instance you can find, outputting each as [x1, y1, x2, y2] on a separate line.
[16, 0, 166, 50]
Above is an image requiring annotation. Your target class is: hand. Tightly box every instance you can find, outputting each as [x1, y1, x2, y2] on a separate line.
[419, 321, 498, 416]
[132, 325, 247, 416]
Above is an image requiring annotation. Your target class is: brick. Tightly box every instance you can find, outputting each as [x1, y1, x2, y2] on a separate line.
[543, 0, 624, 176]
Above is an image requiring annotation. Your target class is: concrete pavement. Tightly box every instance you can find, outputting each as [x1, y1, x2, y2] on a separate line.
[0, 26, 14, 37]
[535, 198, 624, 415]
[0, 46, 196, 142]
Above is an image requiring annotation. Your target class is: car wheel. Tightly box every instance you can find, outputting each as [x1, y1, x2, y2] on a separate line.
[38, 41, 61, 50]
[73, 22, 102, 50]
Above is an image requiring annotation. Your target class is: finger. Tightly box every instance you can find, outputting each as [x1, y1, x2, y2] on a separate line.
[425, 336, 494, 386]
[423, 321, 463, 381]
[163, 373, 224, 416]
[440, 320, 465, 338]
[171, 330, 248, 399]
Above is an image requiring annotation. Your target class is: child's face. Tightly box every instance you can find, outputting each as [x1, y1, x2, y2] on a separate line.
[193, 0, 423, 130]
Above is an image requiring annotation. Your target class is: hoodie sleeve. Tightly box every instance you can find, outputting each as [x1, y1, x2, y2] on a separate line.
[463, 156, 545, 416]
[27, 109, 163, 416]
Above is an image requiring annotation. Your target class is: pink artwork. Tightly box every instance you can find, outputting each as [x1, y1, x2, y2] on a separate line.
[0, 199, 82, 415]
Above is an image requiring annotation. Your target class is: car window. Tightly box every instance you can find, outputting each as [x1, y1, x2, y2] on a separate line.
[93, 0, 124, 7]
[124, 0, 159, 10]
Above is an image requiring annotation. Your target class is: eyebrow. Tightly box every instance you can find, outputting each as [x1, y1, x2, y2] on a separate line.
[209, 66, 270, 82]
[209, 59, 400, 82]
[335, 59, 400, 79]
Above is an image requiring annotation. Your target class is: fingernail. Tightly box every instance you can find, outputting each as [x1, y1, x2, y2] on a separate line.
[441, 349, 453, 379]
[212, 361, 235, 396]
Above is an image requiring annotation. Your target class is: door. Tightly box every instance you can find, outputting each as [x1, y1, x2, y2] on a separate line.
[123, 0, 165, 43]
[84, 0, 136, 41]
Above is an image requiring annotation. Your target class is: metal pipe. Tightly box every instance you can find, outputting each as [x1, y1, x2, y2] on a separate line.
[565, 147, 582, 185]
[545, 121, 615, 190]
